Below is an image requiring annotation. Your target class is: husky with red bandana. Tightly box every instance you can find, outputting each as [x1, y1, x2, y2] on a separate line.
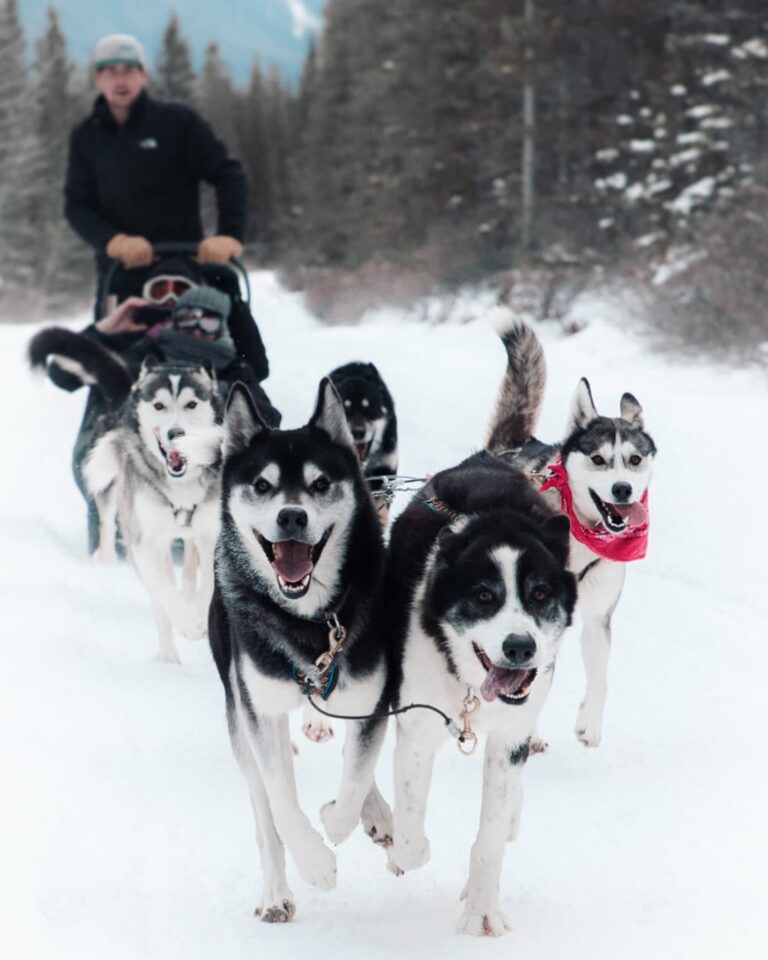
[487, 309, 657, 748]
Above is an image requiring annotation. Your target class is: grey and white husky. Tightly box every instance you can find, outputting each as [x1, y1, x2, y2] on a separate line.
[209, 380, 392, 923]
[29, 328, 222, 663]
[85, 357, 223, 662]
[386, 325, 577, 935]
[487, 308, 657, 747]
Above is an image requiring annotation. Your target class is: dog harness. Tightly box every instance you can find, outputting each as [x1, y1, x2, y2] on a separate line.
[290, 605, 348, 700]
[539, 457, 650, 562]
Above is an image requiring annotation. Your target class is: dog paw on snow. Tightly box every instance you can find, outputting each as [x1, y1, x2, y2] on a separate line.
[457, 907, 512, 937]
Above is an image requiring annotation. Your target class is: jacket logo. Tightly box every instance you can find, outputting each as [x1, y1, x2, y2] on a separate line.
[139, 138, 158, 149]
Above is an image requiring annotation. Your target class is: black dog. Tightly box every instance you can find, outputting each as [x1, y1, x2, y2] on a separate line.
[328, 362, 398, 510]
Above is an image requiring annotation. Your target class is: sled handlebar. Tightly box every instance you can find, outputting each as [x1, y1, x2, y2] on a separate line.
[99, 242, 251, 319]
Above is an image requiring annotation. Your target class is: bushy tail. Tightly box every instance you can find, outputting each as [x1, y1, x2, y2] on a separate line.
[28, 327, 132, 407]
[484, 307, 546, 452]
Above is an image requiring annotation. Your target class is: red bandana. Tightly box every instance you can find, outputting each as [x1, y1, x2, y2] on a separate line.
[539, 456, 650, 563]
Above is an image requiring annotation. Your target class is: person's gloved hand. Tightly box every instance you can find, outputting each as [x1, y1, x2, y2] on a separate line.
[197, 235, 243, 264]
[95, 296, 152, 335]
[106, 234, 154, 269]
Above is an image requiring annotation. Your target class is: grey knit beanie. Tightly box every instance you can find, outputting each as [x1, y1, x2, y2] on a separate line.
[172, 286, 231, 321]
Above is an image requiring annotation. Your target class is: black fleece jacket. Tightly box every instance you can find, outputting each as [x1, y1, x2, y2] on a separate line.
[64, 91, 247, 261]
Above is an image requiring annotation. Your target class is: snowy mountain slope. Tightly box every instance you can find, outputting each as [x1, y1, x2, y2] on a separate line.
[1, 273, 767, 958]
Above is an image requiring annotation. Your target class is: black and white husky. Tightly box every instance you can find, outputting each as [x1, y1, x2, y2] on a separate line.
[487, 309, 657, 747]
[209, 379, 392, 923]
[386, 330, 577, 935]
[29, 329, 223, 663]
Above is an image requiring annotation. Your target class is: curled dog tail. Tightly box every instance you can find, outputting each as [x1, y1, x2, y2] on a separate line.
[484, 307, 546, 453]
[28, 327, 132, 407]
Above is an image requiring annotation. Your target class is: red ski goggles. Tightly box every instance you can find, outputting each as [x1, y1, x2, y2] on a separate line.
[172, 306, 226, 335]
[142, 275, 196, 305]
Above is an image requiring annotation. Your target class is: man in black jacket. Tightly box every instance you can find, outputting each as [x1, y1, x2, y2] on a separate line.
[64, 33, 248, 314]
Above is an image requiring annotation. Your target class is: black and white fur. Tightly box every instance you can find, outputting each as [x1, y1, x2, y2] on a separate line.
[29, 328, 223, 663]
[209, 379, 393, 923]
[487, 308, 657, 747]
[328, 360, 398, 497]
[386, 336, 577, 936]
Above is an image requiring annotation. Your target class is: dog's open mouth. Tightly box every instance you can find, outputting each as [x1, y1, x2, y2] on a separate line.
[473, 644, 537, 705]
[589, 489, 647, 534]
[354, 440, 371, 464]
[256, 526, 334, 599]
[155, 433, 187, 478]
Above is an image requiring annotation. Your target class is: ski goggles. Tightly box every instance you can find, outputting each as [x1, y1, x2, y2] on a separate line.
[172, 306, 226, 335]
[142, 275, 196, 305]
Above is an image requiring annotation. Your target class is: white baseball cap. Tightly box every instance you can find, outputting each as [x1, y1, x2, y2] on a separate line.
[92, 34, 145, 70]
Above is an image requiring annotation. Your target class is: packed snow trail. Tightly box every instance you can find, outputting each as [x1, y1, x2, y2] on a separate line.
[1, 273, 766, 959]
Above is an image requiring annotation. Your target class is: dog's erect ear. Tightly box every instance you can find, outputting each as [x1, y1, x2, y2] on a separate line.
[138, 353, 161, 377]
[541, 514, 571, 565]
[566, 378, 598, 434]
[309, 377, 356, 450]
[223, 382, 268, 458]
[620, 392, 644, 426]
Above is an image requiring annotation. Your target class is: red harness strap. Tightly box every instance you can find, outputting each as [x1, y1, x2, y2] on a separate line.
[539, 457, 650, 563]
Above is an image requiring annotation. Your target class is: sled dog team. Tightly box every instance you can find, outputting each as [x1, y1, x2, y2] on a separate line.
[30, 309, 656, 937]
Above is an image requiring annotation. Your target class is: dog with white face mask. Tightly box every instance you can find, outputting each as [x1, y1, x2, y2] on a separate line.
[385, 323, 577, 936]
[209, 379, 393, 924]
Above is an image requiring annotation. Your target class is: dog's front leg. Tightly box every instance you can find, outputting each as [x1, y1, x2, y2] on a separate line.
[181, 540, 198, 600]
[320, 717, 387, 845]
[93, 486, 118, 564]
[242, 709, 337, 891]
[230, 708, 295, 922]
[185, 532, 217, 636]
[389, 714, 445, 874]
[131, 542, 182, 662]
[457, 733, 529, 938]
[575, 563, 625, 748]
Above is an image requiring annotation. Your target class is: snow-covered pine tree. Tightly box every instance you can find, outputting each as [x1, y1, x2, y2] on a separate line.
[154, 14, 196, 104]
[197, 43, 238, 239]
[237, 62, 275, 252]
[0, 0, 37, 304]
[33, 8, 90, 308]
[0, 0, 25, 212]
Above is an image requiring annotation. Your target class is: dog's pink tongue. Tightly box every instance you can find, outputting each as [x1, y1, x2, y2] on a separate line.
[480, 665, 527, 702]
[272, 541, 313, 583]
[613, 500, 648, 526]
[167, 448, 184, 470]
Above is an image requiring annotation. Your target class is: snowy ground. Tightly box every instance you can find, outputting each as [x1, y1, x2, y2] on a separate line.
[1, 272, 767, 959]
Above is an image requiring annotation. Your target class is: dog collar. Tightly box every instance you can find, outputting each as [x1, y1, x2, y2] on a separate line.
[539, 456, 650, 563]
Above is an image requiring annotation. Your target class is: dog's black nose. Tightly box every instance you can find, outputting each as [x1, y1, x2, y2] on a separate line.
[277, 508, 308, 533]
[502, 634, 536, 665]
[167, 427, 185, 441]
[612, 482, 632, 502]
[351, 425, 367, 440]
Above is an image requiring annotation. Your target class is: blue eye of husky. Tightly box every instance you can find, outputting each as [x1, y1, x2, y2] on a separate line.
[312, 476, 330, 494]
[254, 477, 272, 494]
[591, 455, 606, 466]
